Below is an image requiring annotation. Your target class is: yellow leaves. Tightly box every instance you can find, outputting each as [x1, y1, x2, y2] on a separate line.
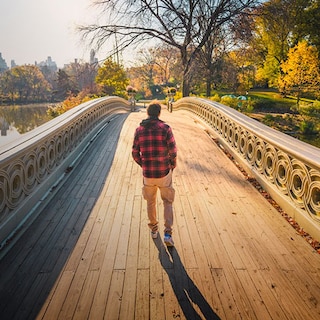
[95, 58, 129, 96]
[280, 41, 320, 92]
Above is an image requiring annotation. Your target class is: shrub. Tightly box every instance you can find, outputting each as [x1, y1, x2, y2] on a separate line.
[210, 94, 220, 102]
[220, 96, 239, 109]
[300, 120, 317, 135]
[262, 114, 274, 125]
[239, 98, 255, 113]
[47, 103, 65, 117]
[300, 101, 320, 119]
[47, 92, 93, 118]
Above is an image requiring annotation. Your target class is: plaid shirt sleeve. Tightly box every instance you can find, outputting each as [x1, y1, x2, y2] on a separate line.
[166, 126, 177, 168]
[132, 128, 142, 167]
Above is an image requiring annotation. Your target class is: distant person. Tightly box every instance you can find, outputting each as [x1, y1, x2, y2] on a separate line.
[132, 101, 177, 246]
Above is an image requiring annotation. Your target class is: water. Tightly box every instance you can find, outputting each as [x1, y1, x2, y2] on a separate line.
[0, 104, 52, 148]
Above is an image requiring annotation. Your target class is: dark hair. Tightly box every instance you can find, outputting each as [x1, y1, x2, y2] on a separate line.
[147, 102, 161, 117]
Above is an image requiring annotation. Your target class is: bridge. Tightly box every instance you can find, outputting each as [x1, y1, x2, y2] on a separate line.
[0, 97, 319, 319]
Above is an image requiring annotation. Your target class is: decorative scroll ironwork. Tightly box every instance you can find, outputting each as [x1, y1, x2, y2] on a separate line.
[174, 97, 320, 237]
[0, 97, 130, 245]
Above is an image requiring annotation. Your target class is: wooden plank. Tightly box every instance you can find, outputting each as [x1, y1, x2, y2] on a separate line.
[113, 171, 135, 270]
[118, 197, 140, 320]
[137, 202, 150, 270]
[88, 196, 127, 319]
[72, 270, 100, 320]
[211, 268, 242, 320]
[149, 237, 166, 319]
[189, 268, 223, 320]
[282, 269, 320, 316]
[246, 268, 288, 319]
[104, 270, 125, 320]
[235, 269, 273, 319]
[135, 269, 150, 320]
[162, 266, 183, 319]
[264, 268, 318, 320]
[36, 270, 74, 320]
[87, 196, 113, 271]
[171, 193, 198, 268]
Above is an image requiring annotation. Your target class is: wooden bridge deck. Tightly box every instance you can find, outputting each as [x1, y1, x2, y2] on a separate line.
[0, 107, 319, 320]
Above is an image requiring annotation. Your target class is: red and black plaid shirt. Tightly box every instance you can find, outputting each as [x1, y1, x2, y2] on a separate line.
[132, 117, 177, 178]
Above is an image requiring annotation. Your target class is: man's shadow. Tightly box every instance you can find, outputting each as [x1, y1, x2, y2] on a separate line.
[153, 238, 221, 320]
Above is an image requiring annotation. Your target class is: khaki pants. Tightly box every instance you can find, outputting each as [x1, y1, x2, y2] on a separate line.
[142, 170, 175, 235]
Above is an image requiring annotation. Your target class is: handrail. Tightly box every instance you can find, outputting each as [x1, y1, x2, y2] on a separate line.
[174, 97, 320, 240]
[0, 96, 130, 250]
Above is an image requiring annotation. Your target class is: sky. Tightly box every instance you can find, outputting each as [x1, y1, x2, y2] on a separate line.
[0, 0, 107, 68]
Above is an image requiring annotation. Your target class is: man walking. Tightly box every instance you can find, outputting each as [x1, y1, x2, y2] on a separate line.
[132, 101, 177, 246]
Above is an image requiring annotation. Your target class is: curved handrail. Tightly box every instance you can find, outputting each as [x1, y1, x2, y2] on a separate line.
[174, 97, 320, 240]
[0, 96, 130, 249]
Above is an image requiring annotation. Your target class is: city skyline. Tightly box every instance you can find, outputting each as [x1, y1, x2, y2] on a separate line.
[0, 0, 100, 68]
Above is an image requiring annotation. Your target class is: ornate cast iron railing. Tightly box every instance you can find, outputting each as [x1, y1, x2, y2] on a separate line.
[174, 97, 320, 240]
[0, 96, 130, 249]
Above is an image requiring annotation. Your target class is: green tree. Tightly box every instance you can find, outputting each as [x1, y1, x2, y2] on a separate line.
[279, 41, 320, 104]
[95, 58, 129, 97]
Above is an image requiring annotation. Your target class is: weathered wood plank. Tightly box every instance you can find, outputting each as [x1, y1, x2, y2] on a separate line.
[135, 269, 150, 319]
[104, 270, 125, 319]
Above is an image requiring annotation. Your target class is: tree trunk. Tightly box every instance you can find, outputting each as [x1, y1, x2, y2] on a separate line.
[182, 77, 190, 97]
[181, 46, 191, 97]
[206, 76, 212, 97]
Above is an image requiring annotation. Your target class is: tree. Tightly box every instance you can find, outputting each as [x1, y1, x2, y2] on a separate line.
[95, 58, 129, 97]
[151, 45, 180, 86]
[27, 65, 51, 101]
[54, 69, 77, 101]
[248, 0, 313, 88]
[127, 45, 180, 98]
[196, 27, 229, 96]
[0, 65, 51, 103]
[300, 0, 320, 52]
[279, 41, 320, 104]
[80, 0, 261, 97]
[64, 60, 98, 93]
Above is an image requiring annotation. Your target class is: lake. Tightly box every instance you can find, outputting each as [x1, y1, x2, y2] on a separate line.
[0, 104, 52, 148]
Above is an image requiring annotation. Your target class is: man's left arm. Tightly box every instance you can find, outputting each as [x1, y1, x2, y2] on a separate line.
[132, 131, 142, 166]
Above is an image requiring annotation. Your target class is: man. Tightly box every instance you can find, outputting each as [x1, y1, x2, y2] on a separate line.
[132, 101, 177, 246]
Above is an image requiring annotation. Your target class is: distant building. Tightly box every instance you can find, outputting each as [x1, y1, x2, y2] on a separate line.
[90, 49, 98, 65]
[0, 52, 8, 73]
[37, 56, 57, 72]
[11, 60, 16, 68]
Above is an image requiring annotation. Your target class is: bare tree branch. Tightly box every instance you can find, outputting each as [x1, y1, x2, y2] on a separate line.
[79, 0, 261, 96]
